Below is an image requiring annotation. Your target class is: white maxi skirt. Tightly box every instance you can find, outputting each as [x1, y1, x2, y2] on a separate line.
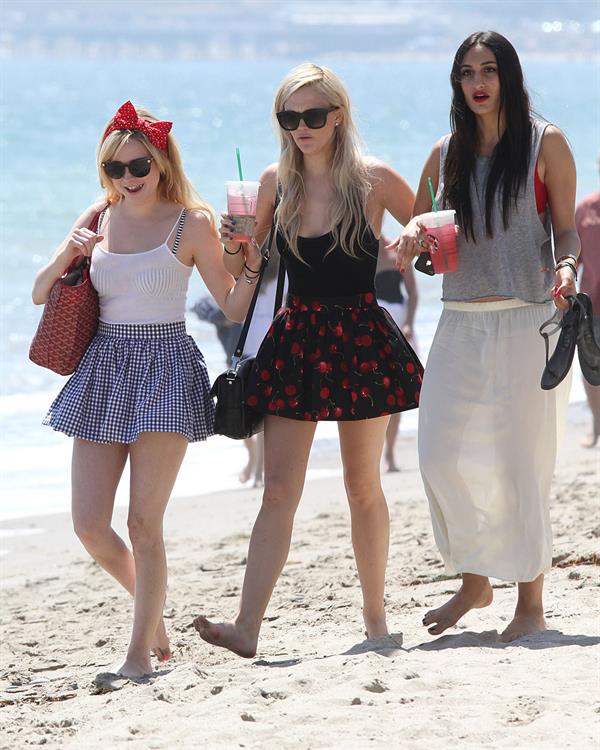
[418, 299, 570, 582]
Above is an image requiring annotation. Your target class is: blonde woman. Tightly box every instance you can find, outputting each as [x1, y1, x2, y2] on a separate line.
[194, 64, 422, 657]
[32, 101, 260, 680]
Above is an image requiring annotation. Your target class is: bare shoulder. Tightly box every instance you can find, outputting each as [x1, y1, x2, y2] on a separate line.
[259, 163, 279, 198]
[186, 208, 217, 236]
[71, 199, 108, 229]
[365, 157, 393, 183]
[540, 124, 572, 156]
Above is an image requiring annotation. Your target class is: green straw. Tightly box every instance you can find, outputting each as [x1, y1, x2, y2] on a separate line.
[427, 177, 438, 212]
[236, 147, 244, 181]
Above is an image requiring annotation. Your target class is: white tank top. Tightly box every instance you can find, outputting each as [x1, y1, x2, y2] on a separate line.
[91, 208, 193, 324]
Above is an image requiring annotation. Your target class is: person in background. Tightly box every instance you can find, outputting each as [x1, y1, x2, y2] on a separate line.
[191, 296, 243, 365]
[238, 253, 284, 487]
[575, 181, 600, 448]
[32, 101, 259, 681]
[375, 235, 419, 471]
[397, 32, 578, 642]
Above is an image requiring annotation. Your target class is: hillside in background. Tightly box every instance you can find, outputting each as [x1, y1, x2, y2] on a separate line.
[1, 0, 598, 60]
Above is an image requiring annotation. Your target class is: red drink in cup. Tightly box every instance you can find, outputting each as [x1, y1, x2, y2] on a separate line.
[420, 209, 457, 274]
[226, 180, 260, 242]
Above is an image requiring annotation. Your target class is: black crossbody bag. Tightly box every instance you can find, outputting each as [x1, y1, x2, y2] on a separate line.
[211, 201, 286, 439]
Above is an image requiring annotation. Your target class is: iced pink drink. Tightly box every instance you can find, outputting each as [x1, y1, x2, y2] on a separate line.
[420, 210, 457, 274]
[226, 181, 260, 242]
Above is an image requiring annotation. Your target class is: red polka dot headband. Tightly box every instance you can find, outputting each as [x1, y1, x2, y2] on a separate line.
[103, 100, 172, 152]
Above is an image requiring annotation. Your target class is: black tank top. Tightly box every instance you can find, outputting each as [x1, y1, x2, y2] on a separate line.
[277, 222, 379, 297]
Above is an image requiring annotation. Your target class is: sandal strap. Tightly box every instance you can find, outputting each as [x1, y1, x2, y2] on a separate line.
[539, 308, 563, 366]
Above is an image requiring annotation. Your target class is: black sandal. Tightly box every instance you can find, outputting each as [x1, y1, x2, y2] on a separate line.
[539, 295, 581, 391]
[576, 292, 600, 386]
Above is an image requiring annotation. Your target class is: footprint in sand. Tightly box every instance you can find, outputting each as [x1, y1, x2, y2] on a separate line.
[363, 679, 389, 693]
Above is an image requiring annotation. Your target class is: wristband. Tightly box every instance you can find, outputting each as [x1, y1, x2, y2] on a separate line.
[243, 262, 261, 276]
[223, 243, 242, 256]
[555, 260, 577, 280]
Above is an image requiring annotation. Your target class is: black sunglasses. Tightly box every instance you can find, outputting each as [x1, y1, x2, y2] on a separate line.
[276, 107, 339, 131]
[102, 157, 153, 179]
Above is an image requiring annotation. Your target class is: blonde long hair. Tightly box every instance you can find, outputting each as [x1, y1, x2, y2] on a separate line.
[274, 64, 372, 261]
[96, 106, 217, 232]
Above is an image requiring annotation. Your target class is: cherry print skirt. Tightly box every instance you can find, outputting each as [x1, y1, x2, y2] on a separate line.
[245, 292, 423, 421]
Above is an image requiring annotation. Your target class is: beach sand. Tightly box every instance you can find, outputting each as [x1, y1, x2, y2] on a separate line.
[1, 403, 598, 749]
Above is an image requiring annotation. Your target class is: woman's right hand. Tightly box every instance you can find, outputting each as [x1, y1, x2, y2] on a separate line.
[63, 227, 104, 263]
[394, 217, 435, 271]
[219, 212, 253, 258]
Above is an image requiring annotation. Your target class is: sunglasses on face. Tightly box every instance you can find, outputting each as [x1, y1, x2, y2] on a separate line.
[101, 156, 153, 180]
[276, 106, 339, 131]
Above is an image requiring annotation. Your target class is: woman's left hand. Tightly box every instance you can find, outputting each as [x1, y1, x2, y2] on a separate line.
[552, 267, 577, 311]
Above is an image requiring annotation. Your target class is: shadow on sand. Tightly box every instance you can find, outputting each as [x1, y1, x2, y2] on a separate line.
[411, 629, 600, 651]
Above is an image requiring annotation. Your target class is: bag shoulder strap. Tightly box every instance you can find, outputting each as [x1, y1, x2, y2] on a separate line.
[230, 190, 280, 368]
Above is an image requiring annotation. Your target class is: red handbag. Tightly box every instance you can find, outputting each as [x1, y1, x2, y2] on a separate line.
[29, 207, 106, 376]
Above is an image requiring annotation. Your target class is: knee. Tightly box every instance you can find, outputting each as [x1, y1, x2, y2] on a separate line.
[72, 517, 110, 549]
[127, 513, 162, 554]
[344, 473, 383, 509]
[261, 477, 298, 515]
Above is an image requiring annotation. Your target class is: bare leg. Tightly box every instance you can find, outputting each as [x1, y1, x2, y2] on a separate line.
[422, 573, 493, 636]
[384, 413, 401, 472]
[339, 416, 390, 637]
[71, 439, 170, 661]
[112, 432, 188, 679]
[501, 573, 546, 642]
[581, 379, 600, 448]
[253, 432, 264, 488]
[194, 416, 317, 657]
[239, 437, 257, 483]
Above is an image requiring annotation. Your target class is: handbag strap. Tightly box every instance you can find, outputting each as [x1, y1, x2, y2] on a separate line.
[229, 190, 280, 370]
[273, 243, 286, 318]
[73, 204, 110, 272]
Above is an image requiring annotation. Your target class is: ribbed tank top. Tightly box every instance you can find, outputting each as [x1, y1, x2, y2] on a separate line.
[90, 208, 191, 324]
[436, 118, 553, 303]
[277, 221, 379, 297]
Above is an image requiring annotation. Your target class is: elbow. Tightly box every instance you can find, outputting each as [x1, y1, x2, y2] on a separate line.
[31, 287, 46, 306]
[225, 309, 245, 324]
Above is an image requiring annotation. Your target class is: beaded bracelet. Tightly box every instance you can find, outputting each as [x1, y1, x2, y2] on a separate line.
[223, 243, 242, 256]
[242, 271, 259, 285]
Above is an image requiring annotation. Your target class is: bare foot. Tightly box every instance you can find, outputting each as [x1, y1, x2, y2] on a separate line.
[193, 615, 257, 658]
[239, 463, 252, 484]
[385, 453, 400, 473]
[422, 580, 493, 636]
[152, 617, 171, 662]
[500, 612, 546, 642]
[580, 432, 599, 448]
[109, 655, 152, 680]
[363, 612, 389, 639]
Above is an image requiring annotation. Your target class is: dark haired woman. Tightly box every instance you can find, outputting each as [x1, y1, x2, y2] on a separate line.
[397, 32, 578, 642]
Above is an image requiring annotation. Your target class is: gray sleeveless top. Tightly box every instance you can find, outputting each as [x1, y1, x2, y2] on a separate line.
[436, 118, 552, 303]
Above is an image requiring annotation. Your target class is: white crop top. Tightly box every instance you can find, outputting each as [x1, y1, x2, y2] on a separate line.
[91, 208, 193, 324]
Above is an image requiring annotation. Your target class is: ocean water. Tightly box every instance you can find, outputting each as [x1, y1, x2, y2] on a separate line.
[1, 57, 598, 522]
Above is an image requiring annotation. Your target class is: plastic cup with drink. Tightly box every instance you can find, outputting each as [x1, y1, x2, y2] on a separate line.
[420, 209, 457, 274]
[226, 180, 259, 243]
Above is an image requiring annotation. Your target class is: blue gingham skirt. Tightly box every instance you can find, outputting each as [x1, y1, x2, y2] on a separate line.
[43, 321, 214, 444]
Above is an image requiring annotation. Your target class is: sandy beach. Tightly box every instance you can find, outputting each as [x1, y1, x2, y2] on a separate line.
[1, 403, 598, 750]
